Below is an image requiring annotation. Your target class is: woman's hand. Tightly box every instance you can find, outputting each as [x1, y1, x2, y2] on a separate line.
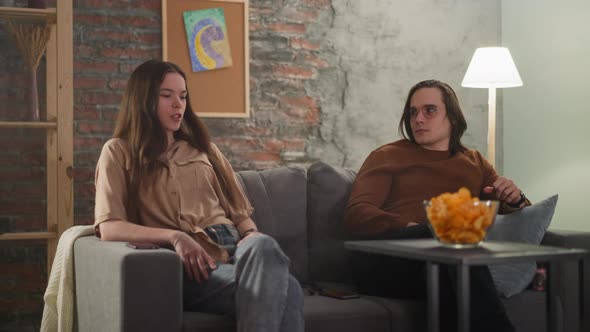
[172, 232, 216, 283]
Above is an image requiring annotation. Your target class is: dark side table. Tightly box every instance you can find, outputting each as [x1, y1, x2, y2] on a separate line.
[344, 239, 587, 332]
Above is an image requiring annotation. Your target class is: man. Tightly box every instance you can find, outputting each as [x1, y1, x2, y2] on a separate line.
[344, 80, 530, 332]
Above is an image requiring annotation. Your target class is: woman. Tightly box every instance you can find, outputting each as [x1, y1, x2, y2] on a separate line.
[94, 60, 304, 332]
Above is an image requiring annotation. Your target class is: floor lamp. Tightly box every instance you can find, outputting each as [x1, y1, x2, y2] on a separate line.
[461, 47, 523, 167]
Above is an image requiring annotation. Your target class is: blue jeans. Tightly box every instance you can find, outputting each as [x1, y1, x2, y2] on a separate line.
[184, 224, 304, 332]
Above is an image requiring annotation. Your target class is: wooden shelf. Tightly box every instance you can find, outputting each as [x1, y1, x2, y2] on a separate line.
[0, 231, 57, 240]
[0, 6, 56, 22]
[1, 0, 72, 276]
[0, 121, 57, 129]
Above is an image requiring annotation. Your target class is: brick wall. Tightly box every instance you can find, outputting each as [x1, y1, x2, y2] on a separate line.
[0, 0, 332, 329]
[206, 0, 331, 171]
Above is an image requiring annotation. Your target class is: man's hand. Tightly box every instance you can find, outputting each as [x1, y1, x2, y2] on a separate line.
[172, 232, 216, 283]
[483, 176, 522, 205]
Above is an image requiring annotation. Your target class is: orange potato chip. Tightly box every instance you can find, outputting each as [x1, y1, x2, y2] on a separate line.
[425, 187, 497, 244]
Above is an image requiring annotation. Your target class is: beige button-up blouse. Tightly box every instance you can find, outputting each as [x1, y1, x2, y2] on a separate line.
[94, 138, 254, 262]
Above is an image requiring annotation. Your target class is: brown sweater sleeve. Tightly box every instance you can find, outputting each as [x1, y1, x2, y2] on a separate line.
[475, 150, 532, 214]
[477, 150, 499, 199]
[344, 150, 404, 236]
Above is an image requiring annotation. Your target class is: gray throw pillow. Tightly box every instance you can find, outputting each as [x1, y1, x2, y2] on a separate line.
[485, 194, 559, 297]
[236, 167, 309, 281]
[307, 161, 357, 282]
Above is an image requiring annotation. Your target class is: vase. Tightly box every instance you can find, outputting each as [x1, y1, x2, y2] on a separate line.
[28, 69, 40, 121]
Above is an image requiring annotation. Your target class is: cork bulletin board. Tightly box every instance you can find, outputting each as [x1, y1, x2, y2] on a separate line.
[162, 0, 249, 118]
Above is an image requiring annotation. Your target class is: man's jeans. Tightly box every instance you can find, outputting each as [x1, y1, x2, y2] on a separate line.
[183, 224, 304, 332]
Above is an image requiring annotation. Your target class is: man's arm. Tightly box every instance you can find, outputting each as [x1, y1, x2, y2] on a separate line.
[344, 151, 405, 236]
[483, 177, 532, 214]
[476, 150, 531, 213]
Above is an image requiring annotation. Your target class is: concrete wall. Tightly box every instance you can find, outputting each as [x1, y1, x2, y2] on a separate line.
[307, 0, 501, 169]
[502, 0, 590, 231]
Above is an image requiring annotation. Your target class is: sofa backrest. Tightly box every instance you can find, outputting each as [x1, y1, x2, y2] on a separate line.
[306, 161, 357, 283]
[236, 167, 309, 281]
[236, 162, 358, 284]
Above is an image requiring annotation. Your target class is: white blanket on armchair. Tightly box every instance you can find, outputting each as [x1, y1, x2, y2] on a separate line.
[41, 225, 94, 332]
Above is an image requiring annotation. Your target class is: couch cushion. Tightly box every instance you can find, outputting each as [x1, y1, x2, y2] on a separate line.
[303, 295, 391, 332]
[236, 167, 308, 281]
[183, 312, 235, 332]
[306, 161, 357, 282]
[183, 295, 393, 332]
[363, 297, 426, 332]
[486, 195, 558, 297]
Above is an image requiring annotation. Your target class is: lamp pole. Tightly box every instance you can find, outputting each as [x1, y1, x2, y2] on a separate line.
[487, 87, 496, 167]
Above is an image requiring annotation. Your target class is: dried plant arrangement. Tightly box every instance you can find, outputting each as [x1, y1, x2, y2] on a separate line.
[7, 20, 51, 121]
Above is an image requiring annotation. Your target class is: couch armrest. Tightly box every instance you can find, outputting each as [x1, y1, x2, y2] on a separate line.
[542, 229, 590, 332]
[542, 229, 590, 250]
[74, 236, 183, 332]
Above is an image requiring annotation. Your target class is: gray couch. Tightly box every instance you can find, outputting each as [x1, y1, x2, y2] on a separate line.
[74, 161, 590, 332]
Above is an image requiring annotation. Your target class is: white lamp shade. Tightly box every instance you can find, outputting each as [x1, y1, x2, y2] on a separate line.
[461, 47, 523, 88]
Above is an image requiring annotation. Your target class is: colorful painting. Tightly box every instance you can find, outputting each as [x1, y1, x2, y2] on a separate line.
[183, 8, 233, 72]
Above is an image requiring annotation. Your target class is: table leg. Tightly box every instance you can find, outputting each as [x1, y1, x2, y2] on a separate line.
[427, 262, 439, 332]
[457, 264, 469, 332]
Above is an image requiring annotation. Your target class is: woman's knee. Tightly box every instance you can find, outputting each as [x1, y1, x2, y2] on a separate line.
[239, 234, 290, 263]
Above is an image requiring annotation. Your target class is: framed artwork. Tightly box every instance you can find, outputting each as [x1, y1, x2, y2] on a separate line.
[183, 8, 233, 72]
[162, 0, 249, 118]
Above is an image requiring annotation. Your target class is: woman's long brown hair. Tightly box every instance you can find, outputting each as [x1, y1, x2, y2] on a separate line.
[113, 60, 247, 222]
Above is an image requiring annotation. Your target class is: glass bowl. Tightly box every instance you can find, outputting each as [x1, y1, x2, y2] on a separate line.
[424, 199, 499, 248]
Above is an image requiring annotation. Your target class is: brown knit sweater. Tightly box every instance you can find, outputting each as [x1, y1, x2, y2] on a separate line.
[344, 139, 511, 236]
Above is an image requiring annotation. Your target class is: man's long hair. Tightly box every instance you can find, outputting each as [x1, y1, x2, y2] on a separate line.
[398, 79, 467, 155]
[113, 60, 247, 221]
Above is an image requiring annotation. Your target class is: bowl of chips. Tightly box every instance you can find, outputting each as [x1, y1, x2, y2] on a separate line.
[424, 187, 499, 248]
